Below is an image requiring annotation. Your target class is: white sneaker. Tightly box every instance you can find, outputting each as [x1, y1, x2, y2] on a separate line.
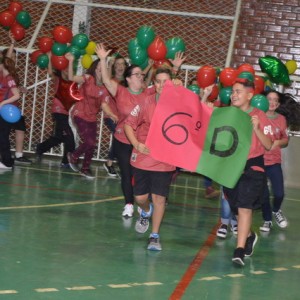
[273, 210, 288, 228]
[259, 221, 272, 232]
[122, 204, 134, 218]
[0, 162, 12, 170]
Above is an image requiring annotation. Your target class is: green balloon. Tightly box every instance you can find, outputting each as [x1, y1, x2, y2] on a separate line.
[219, 87, 232, 105]
[128, 38, 140, 54]
[251, 94, 269, 112]
[139, 57, 149, 70]
[166, 37, 186, 59]
[16, 11, 31, 29]
[51, 42, 67, 56]
[66, 45, 81, 59]
[129, 46, 148, 65]
[238, 71, 254, 82]
[187, 84, 200, 95]
[37, 54, 49, 69]
[136, 26, 155, 49]
[259, 55, 291, 85]
[71, 33, 89, 49]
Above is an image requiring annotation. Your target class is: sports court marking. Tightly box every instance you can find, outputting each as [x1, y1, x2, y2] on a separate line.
[169, 223, 219, 300]
[0, 196, 123, 210]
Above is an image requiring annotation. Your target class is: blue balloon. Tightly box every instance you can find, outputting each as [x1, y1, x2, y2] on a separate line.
[0, 104, 21, 123]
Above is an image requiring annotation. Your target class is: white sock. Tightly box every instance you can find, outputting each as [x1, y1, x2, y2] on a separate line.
[15, 152, 23, 158]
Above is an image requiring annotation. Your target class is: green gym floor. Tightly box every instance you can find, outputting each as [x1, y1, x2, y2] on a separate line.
[0, 157, 299, 300]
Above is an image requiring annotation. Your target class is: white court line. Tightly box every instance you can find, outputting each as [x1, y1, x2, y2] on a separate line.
[0, 290, 18, 294]
[65, 286, 96, 291]
[35, 288, 59, 293]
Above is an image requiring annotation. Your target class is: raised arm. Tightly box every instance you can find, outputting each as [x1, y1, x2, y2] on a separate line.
[95, 43, 118, 97]
[168, 51, 187, 76]
[65, 53, 85, 84]
[5, 31, 16, 59]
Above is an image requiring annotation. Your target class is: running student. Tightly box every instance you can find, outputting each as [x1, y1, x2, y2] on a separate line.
[259, 90, 300, 232]
[65, 53, 118, 179]
[124, 68, 177, 251]
[223, 78, 272, 266]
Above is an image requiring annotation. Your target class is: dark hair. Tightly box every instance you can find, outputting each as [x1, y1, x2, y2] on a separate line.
[112, 55, 128, 77]
[86, 58, 100, 77]
[264, 90, 300, 129]
[233, 78, 255, 90]
[155, 67, 172, 79]
[123, 64, 140, 87]
[1, 57, 19, 86]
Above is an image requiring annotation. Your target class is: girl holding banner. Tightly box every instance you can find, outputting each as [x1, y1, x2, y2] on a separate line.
[124, 68, 177, 251]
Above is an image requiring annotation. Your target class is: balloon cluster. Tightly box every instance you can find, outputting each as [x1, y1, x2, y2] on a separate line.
[193, 63, 270, 111]
[31, 26, 95, 70]
[128, 25, 186, 69]
[0, 1, 32, 41]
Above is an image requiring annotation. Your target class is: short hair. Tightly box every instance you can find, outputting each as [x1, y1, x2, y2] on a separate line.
[233, 78, 255, 90]
[155, 67, 172, 79]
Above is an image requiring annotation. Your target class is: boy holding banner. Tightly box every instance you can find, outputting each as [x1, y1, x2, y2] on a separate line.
[223, 79, 272, 266]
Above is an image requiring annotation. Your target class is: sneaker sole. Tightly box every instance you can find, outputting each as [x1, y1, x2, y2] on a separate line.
[135, 221, 149, 234]
[216, 233, 227, 239]
[232, 257, 245, 266]
[244, 234, 258, 257]
[147, 245, 162, 251]
[259, 227, 271, 232]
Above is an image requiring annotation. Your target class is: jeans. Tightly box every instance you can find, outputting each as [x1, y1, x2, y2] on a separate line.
[220, 187, 237, 225]
[261, 163, 284, 222]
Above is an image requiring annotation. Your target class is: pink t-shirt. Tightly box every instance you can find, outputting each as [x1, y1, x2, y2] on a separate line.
[125, 94, 176, 172]
[264, 113, 288, 165]
[248, 107, 272, 159]
[0, 73, 18, 106]
[114, 85, 155, 144]
[72, 75, 111, 122]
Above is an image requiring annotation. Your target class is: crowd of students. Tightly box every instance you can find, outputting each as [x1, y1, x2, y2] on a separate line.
[1, 34, 299, 264]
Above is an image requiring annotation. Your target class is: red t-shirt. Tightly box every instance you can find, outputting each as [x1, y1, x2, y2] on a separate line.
[264, 113, 288, 165]
[125, 94, 176, 172]
[0, 73, 17, 105]
[72, 75, 111, 122]
[114, 85, 155, 144]
[51, 77, 70, 115]
[247, 107, 272, 159]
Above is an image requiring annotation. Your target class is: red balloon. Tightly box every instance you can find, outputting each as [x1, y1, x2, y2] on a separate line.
[196, 65, 216, 88]
[30, 50, 43, 65]
[0, 10, 15, 27]
[8, 2, 23, 16]
[10, 22, 25, 41]
[208, 85, 219, 101]
[52, 26, 73, 44]
[254, 75, 265, 95]
[51, 55, 69, 70]
[237, 63, 255, 76]
[219, 67, 237, 87]
[38, 36, 54, 53]
[147, 36, 167, 61]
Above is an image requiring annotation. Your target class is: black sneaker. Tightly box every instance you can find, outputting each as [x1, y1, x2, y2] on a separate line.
[15, 156, 32, 165]
[232, 247, 245, 266]
[244, 232, 258, 257]
[103, 163, 117, 177]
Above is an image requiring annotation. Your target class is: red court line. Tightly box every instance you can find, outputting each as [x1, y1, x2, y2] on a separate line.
[169, 223, 220, 300]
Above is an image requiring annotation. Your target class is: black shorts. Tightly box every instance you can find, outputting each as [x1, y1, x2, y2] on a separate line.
[11, 115, 26, 132]
[223, 168, 266, 214]
[132, 167, 174, 197]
